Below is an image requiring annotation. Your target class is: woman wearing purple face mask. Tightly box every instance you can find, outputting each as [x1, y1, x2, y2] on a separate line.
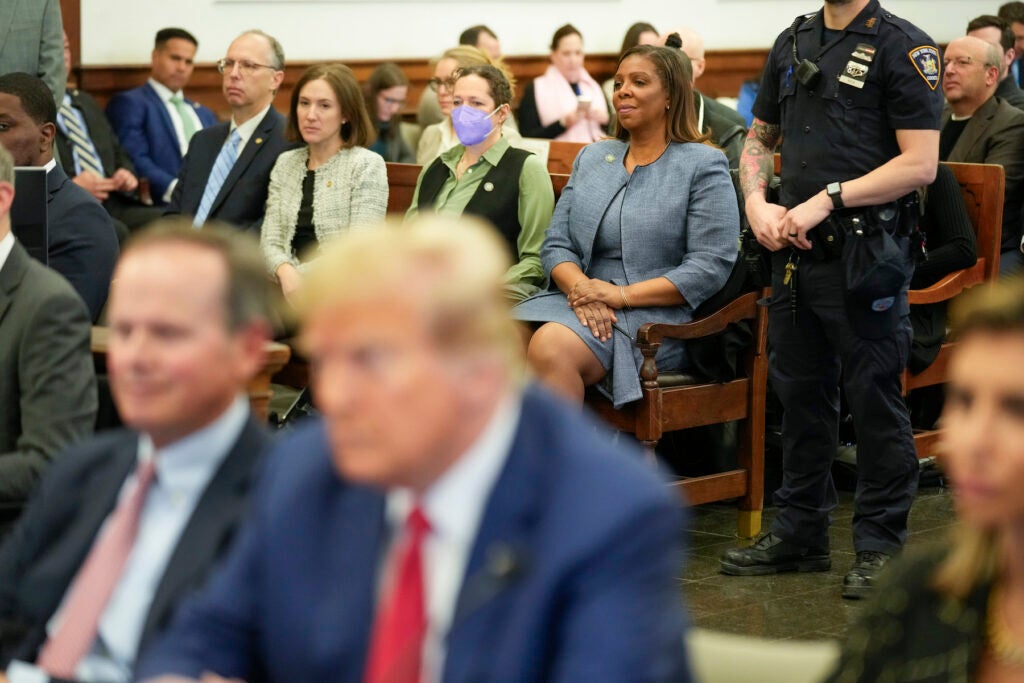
[406, 65, 554, 302]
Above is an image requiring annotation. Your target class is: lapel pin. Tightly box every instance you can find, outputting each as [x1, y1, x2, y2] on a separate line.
[605, 154, 615, 163]
[327, 180, 333, 188]
[254, 137, 263, 145]
[483, 182, 494, 192]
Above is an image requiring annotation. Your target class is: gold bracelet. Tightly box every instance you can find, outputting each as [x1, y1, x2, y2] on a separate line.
[620, 285, 632, 310]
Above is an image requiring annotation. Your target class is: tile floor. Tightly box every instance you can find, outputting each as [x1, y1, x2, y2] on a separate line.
[682, 484, 955, 642]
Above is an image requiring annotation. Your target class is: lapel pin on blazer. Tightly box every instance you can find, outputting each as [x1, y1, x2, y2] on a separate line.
[605, 154, 615, 163]
[255, 137, 263, 145]
[483, 182, 494, 192]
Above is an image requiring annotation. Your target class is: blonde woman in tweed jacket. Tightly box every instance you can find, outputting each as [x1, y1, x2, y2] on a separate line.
[262, 64, 388, 301]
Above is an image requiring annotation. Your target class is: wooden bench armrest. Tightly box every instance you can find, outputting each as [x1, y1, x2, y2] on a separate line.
[907, 261, 985, 305]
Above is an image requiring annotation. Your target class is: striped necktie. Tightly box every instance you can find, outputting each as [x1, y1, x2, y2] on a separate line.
[170, 95, 198, 142]
[194, 129, 242, 227]
[58, 98, 105, 177]
[36, 458, 158, 679]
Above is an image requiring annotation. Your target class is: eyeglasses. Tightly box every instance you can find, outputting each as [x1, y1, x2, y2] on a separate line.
[379, 96, 406, 107]
[942, 56, 995, 70]
[428, 77, 457, 92]
[217, 58, 279, 75]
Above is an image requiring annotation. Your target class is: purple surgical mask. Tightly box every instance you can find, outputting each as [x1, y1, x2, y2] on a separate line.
[451, 105, 500, 146]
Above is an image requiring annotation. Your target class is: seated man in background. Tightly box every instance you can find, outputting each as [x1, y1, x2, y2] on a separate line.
[0, 221, 276, 683]
[967, 15, 1024, 109]
[57, 31, 162, 240]
[664, 27, 747, 168]
[0, 144, 95, 531]
[941, 35, 1024, 276]
[106, 28, 216, 206]
[0, 72, 118, 322]
[137, 216, 691, 683]
[166, 30, 290, 232]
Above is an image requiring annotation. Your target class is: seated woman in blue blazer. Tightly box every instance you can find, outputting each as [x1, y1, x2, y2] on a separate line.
[261, 63, 388, 303]
[406, 65, 554, 302]
[514, 44, 739, 407]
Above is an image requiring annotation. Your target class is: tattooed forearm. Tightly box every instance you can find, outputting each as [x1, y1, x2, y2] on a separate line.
[739, 119, 782, 202]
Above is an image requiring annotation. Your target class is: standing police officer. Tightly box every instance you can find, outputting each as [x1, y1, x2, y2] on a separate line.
[719, 0, 943, 598]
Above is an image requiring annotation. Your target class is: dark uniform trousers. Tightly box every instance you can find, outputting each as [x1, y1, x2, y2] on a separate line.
[768, 244, 919, 555]
[753, 0, 943, 556]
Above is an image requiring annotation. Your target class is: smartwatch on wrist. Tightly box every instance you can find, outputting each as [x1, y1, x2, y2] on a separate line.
[827, 181, 844, 209]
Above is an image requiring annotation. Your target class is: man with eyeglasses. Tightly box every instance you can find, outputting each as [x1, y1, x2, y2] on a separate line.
[106, 29, 217, 207]
[165, 30, 291, 232]
[941, 35, 1024, 276]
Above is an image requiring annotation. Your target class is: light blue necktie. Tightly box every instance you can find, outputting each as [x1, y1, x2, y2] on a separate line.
[193, 130, 241, 228]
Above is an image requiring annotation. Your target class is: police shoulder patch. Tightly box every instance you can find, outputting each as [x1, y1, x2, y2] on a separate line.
[908, 45, 941, 90]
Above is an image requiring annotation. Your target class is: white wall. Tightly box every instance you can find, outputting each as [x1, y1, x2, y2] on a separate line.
[83, 0, 983, 65]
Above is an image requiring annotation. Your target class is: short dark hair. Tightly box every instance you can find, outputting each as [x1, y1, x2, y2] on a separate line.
[968, 15, 1015, 52]
[550, 24, 582, 52]
[453, 64, 512, 107]
[155, 27, 198, 50]
[620, 22, 658, 56]
[124, 218, 277, 331]
[287, 63, 375, 148]
[0, 72, 56, 125]
[613, 45, 706, 145]
[459, 25, 497, 47]
[998, 2, 1024, 24]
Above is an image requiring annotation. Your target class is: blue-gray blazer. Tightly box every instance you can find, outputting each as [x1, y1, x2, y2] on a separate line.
[532, 139, 739, 405]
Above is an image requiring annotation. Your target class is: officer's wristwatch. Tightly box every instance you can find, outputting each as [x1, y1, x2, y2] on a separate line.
[827, 182, 844, 209]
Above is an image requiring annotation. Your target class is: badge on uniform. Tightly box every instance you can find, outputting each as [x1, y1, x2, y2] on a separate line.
[839, 61, 870, 89]
[852, 43, 875, 63]
[908, 45, 941, 90]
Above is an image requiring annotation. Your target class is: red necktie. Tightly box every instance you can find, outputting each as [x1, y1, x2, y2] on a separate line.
[36, 458, 158, 678]
[363, 505, 431, 683]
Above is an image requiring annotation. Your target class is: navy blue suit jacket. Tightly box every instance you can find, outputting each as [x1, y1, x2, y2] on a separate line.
[165, 107, 292, 232]
[106, 83, 217, 203]
[46, 164, 119, 322]
[0, 419, 272, 673]
[137, 386, 691, 683]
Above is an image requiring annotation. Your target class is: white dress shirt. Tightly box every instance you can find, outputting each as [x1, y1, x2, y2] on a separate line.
[383, 391, 521, 683]
[8, 396, 249, 683]
[229, 104, 270, 161]
[0, 231, 15, 272]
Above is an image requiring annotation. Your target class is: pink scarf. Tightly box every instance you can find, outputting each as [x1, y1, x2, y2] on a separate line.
[533, 64, 609, 142]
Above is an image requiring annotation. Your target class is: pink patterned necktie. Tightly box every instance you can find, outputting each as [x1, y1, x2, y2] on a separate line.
[362, 505, 431, 683]
[36, 458, 158, 678]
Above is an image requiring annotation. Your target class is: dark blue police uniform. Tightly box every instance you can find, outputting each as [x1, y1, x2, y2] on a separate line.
[734, 0, 943, 585]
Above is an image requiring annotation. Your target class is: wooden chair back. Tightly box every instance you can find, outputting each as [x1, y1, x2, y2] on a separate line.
[547, 141, 587, 174]
[385, 162, 422, 214]
[904, 162, 1005, 458]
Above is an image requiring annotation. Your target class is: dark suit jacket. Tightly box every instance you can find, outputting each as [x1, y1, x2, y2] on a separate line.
[56, 88, 135, 180]
[996, 76, 1024, 111]
[106, 83, 217, 203]
[942, 95, 1024, 252]
[699, 92, 746, 170]
[0, 418, 272, 673]
[0, 240, 95, 508]
[137, 386, 691, 683]
[46, 164, 119, 322]
[166, 108, 291, 232]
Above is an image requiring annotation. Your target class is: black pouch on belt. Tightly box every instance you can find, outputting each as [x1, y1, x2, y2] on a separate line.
[843, 224, 905, 340]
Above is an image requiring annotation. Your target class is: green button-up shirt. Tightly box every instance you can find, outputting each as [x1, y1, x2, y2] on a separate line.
[406, 137, 555, 300]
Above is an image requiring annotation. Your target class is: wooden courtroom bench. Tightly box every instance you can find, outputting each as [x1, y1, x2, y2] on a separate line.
[91, 327, 291, 423]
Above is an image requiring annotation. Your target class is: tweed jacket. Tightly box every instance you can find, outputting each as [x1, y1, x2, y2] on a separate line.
[824, 543, 989, 683]
[260, 145, 388, 276]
